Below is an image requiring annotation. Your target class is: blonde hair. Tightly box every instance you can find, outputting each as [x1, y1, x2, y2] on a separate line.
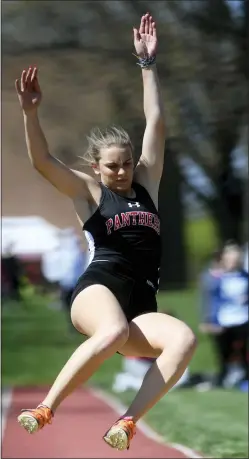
[84, 125, 133, 163]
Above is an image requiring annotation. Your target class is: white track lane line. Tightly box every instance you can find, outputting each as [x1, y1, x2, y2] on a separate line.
[90, 387, 205, 458]
[1, 387, 13, 439]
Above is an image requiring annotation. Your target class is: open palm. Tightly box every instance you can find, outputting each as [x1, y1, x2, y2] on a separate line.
[133, 13, 157, 59]
[15, 66, 42, 113]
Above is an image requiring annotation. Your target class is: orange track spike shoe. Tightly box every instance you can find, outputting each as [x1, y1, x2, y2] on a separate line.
[17, 404, 53, 434]
[103, 416, 136, 450]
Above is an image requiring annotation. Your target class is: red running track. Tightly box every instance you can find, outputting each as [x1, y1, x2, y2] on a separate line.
[2, 387, 195, 458]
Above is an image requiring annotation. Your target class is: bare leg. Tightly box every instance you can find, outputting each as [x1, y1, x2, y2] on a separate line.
[42, 285, 129, 411]
[118, 312, 197, 422]
[42, 331, 126, 411]
[18, 285, 129, 432]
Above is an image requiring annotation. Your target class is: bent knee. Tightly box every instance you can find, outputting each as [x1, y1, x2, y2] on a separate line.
[158, 322, 197, 356]
[95, 323, 129, 354]
[176, 324, 197, 355]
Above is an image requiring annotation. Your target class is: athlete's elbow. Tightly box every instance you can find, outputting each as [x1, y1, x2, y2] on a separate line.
[146, 114, 166, 135]
[31, 160, 47, 179]
[30, 155, 51, 175]
[29, 157, 40, 171]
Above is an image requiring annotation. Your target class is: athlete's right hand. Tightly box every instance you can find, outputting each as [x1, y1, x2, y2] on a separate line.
[15, 66, 42, 114]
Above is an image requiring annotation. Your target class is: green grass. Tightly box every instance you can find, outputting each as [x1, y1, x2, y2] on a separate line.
[108, 388, 248, 459]
[185, 217, 218, 279]
[2, 293, 84, 385]
[185, 217, 218, 258]
[158, 290, 218, 373]
[2, 289, 217, 383]
[2, 291, 248, 458]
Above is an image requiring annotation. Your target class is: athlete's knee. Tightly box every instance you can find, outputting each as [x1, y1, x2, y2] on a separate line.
[182, 326, 197, 354]
[159, 322, 197, 357]
[172, 323, 197, 357]
[94, 323, 129, 355]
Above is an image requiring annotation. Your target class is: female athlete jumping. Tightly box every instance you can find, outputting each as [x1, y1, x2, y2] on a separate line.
[16, 13, 196, 451]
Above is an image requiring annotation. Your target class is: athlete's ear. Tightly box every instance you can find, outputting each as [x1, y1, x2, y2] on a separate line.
[91, 162, 100, 175]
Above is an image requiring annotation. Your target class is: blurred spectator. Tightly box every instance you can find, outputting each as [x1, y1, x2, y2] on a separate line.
[244, 242, 248, 272]
[57, 229, 88, 328]
[42, 228, 88, 330]
[1, 242, 22, 301]
[113, 354, 190, 393]
[112, 356, 154, 393]
[199, 249, 223, 331]
[209, 242, 248, 387]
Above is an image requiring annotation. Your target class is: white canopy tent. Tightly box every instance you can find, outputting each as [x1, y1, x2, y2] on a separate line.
[1, 216, 89, 283]
[1, 216, 61, 257]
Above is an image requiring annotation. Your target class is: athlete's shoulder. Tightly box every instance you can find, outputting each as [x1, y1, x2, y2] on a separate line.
[133, 181, 159, 212]
[133, 181, 152, 198]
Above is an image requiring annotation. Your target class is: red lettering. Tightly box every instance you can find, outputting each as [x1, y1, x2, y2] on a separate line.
[121, 212, 131, 227]
[106, 212, 160, 235]
[114, 214, 122, 230]
[105, 218, 113, 235]
[148, 213, 153, 227]
[138, 211, 146, 225]
[128, 211, 139, 225]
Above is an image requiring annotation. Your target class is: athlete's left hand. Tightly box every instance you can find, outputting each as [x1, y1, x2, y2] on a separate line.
[133, 13, 158, 59]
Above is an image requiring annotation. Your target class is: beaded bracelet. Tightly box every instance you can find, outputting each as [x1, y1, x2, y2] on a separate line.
[133, 53, 156, 69]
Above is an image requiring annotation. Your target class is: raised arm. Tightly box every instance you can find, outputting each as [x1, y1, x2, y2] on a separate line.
[133, 14, 166, 192]
[15, 67, 94, 200]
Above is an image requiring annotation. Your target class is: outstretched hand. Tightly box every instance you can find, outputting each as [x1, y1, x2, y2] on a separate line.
[133, 13, 157, 59]
[15, 66, 42, 113]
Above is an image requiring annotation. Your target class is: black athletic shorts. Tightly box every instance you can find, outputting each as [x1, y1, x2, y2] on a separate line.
[70, 259, 158, 323]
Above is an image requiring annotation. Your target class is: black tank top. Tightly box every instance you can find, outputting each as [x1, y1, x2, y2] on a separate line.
[83, 182, 161, 290]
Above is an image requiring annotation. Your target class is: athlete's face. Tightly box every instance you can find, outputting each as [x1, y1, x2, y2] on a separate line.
[94, 145, 134, 192]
